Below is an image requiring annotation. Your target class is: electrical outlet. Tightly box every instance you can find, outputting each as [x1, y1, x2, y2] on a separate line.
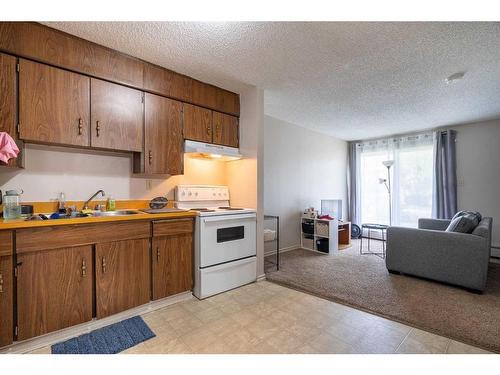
[146, 179, 152, 190]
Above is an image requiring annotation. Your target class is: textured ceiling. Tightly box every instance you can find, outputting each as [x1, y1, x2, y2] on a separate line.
[45, 22, 500, 140]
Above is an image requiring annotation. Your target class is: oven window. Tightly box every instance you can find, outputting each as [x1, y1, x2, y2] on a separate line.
[217, 226, 245, 243]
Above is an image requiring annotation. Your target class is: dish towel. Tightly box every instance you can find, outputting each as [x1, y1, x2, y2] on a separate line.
[0, 132, 20, 163]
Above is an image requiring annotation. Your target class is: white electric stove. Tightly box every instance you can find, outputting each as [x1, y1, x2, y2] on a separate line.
[175, 185, 257, 299]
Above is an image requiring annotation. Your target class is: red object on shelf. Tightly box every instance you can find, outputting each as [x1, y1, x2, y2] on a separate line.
[318, 214, 334, 220]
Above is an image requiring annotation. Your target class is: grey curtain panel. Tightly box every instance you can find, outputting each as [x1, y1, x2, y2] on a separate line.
[432, 129, 458, 219]
[347, 142, 361, 225]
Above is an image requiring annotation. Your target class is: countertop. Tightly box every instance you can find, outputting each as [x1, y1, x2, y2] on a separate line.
[0, 210, 197, 230]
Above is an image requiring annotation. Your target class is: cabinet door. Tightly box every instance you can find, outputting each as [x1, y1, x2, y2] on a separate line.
[16, 246, 93, 341]
[183, 103, 212, 143]
[144, 93, 184, 175]
[0, 255, 13, 347]
[90, 78, 144, 152]
[0, 53, 19, 168]
[18, 59, 90, 147]
[213, 112, 239, 147]
[152, 233, 193, 300]
[95, 239, 150, 318]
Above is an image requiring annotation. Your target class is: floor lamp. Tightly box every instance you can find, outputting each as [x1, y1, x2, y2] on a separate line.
[379, 160, 394, 226]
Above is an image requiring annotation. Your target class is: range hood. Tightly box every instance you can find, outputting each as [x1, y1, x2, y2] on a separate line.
[184, 140, 242, 161]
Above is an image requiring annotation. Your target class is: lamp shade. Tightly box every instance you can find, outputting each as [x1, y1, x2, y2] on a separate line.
[382, 160, 394, 168]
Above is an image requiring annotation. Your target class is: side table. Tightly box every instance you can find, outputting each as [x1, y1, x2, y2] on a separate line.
[360, 223, 389, 258]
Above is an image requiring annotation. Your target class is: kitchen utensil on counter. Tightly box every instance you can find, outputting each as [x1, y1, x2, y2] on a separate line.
[3, 189, 23, 219]
[149, 197, 168, 209]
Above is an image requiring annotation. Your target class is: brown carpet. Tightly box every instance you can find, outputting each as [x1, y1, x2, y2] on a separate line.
[265, 244, 500, 353]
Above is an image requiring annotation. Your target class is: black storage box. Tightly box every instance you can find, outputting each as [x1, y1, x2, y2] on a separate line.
[302, 220, 314, 235]
[316, 238, 329, 253]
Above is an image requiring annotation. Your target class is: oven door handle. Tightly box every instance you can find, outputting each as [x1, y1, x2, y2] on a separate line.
[203, 214, 256, 223]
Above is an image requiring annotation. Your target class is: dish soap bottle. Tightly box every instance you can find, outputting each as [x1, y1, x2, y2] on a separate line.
[58, 192, 66, 214]
[106, 195, 116, 211]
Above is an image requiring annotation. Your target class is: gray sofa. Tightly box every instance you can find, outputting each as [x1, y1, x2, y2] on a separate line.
[386, 217, 492, 292]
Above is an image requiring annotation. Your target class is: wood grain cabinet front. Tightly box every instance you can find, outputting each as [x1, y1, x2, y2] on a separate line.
[183, 103, 213, 143]
[16, 245, 93, 341]
[95, 239, 150, 319]
[18, 59, 90, 147]
[90, 78, 144, 152]
[143, 93, 184, 175]
[152, 220, 193, 300]
[0, 254, 13, 348]
[213, 111, 239, 148]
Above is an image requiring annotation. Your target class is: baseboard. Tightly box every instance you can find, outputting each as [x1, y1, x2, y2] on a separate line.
[0, 291, 194, 354]
[256, 274, 267, 282]
[264, 244, 300, 257]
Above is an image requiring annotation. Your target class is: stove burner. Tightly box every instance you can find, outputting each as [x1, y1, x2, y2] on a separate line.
[218, 206, 244, 210]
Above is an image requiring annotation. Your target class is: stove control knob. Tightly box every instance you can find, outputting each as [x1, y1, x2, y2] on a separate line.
[195, 192, 198, 196]
[188, 192, 192, 196]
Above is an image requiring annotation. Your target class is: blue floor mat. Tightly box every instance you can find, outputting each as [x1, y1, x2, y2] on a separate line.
[51, 316, 155, 354]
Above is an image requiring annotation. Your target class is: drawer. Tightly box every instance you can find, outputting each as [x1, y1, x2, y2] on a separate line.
[16, 221, 150, 254]
[153, 219, 194, 237]
[0, 231, 13, 256]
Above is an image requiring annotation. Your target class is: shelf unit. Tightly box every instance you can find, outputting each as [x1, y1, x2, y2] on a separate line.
[300, 217, 339, 253]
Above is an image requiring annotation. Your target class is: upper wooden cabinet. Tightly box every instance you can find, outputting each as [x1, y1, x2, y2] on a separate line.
[95, 239, 150, 319]
[0, 53, 21, 168]
[0, 22, 144, 88]
[183, 103, 213, 143]
[143, 93, 183, 175]
[213, 112, 239, 148]
[90, 78, 144, 152]
[19, 59, 90, 147]
[0, 22, 239, 116]
[16, 245, 93, 341]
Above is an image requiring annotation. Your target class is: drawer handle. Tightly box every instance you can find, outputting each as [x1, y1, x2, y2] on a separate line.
[148, 150, 153, 165]
[78, 118, 83, 135]
[81, 259, 87, 277]
[0, 273, 3, 293]
[96, 121, 101, 137]
[101, 257, 106, 274]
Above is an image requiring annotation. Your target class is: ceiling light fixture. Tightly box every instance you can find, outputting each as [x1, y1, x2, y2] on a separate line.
[445, 72, 466, 84]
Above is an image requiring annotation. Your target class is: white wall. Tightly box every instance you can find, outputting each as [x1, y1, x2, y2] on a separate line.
[227, 86, 265, 277]
[263, 115, 348, 252]
[0, 144, 228, 202]
[453, 119, 500, 256]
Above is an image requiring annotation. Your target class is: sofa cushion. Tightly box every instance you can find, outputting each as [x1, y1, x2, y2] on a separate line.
[452, 210, 482, 224]
[446, 214, 478, 233]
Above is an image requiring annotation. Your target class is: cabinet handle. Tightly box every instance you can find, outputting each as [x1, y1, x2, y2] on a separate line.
[215, 124, 220, 138]
[81, 259, 87, 277]
[156, 247, 160, 262]
[206, 125, 211, 136]
[0, 272, 3, 293]
[78, 118, 83, 135]
[148, 150, 153, 165]
[96, 121, 101, 137]
[101, 257, 106, 274]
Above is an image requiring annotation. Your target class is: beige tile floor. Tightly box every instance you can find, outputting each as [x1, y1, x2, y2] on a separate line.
[29, 281, 492, 354]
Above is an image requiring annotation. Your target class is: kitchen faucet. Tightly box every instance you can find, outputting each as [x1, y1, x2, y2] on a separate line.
[82, 190, 106, 210]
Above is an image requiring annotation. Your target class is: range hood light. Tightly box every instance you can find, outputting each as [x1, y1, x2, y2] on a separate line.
[184, 140, 242, 162]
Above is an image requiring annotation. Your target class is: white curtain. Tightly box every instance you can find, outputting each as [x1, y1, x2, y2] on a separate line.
[356, 132, 434, 227]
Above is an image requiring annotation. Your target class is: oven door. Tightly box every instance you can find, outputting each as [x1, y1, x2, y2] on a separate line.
[199, 213, 257, 268]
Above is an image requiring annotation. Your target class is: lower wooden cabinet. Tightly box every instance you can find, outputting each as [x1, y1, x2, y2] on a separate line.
[16, 246, 93, 341]
[95, 239, 150, 318]
[0, 255, 13, 347]
[152, 221, 193, 300]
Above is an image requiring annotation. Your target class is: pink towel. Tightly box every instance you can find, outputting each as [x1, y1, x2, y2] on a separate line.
[0, 132, 20, 163]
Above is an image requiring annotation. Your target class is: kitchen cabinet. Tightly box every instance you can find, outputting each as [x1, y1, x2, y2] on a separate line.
[152, 220, 193, 300]
[18, 59, 90, 147]
[0, 52, 19, 168]
[183, 103, 213, 143]
[90, 78, 144, 152]
[95, 239, 150, 318]
[213, 111, 239, 148]
[16, 245, 93, 341]
[143, 93, 184, 175]
[0, 231, 13, 347]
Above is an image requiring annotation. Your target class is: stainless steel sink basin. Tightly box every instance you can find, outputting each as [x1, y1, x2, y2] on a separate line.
[92, 210, 140, 217]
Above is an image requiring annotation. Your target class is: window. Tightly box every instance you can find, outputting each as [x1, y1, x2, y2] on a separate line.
[358, 134, 433, 227]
